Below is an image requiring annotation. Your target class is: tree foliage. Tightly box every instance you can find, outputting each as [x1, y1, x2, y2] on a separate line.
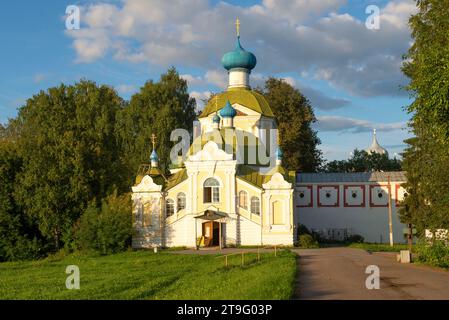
[0, 68, 198, 261]
[74, 191, 132, 255]
[116, 67, 196, 179]
[13, 81, 126, 250]
[0, 137, 45, 261]
[261, 78, 322, 172]
[400, 0, 449, 230]
[323, 149, 402, 173]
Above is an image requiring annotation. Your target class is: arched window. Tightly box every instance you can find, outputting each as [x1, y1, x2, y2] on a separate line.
[166, 199, 175, 217]
[204, 178, 220, 203]
[177, 193, 186, 212]
[239, 191, 248, 209]
[251, 197, 260, 215]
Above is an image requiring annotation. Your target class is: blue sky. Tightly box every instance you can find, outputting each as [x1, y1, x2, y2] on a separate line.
[0, 0, 416, 161]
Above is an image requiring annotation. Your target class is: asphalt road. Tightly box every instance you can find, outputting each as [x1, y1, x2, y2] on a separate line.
[293, 247, 449, 300]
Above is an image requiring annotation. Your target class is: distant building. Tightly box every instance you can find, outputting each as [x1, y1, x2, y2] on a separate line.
[295, 172, 407, 243]
[366, 129, 388, 156]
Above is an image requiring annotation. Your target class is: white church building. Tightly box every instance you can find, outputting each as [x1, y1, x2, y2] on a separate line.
[131, 21, 408, 249]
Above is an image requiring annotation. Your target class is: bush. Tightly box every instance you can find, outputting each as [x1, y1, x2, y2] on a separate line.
[415, 240, 449, 269]
[298, 234, 319, 249]
[346, 234, 364, 243]
[74, 191, 132, 255]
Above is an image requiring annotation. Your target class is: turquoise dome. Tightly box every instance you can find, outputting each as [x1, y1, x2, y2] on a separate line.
[212, 113, 221, 123]
[150, 150, 159, 162]
[275, 147, 283, 160]
[219, 100, 237, 118]
[221, 36, 257, 71]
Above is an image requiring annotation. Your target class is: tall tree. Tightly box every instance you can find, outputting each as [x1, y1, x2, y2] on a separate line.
[0, 121, 43, 261]
[14, 80, 126, 249]
[400, 0, 449, 230]
[324, 149, 402, 173]
[116, 67, 197, 180]
[262, 78, 322, 172]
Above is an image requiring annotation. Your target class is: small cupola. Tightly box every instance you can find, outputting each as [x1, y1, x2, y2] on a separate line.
[366, 129, 388, 156]
[275, 147, 283, 166]
[150, 134, 159, 168]
[220, 100, 237, 128]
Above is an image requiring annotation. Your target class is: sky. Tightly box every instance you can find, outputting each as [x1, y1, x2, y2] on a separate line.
[0, 0, 417, 161]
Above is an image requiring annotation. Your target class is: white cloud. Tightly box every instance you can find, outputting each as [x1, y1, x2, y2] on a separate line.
[115, 84, 137, 95]
[190, 90, 212, 110]
[33, 73, 46, 84]
[300, 86, 350, 110]
[66, 0, 417, 97]
[204, 70, 227, 89]
[315, 115, 406, 133]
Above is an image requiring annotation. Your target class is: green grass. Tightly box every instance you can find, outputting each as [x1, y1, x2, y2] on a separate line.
[348, 243, 409, 252]
[0, 250, 296, 300]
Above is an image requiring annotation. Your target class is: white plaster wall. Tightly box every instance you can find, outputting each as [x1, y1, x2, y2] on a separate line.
[221, 213, 261, 246]
[165, 215, 197, 247]
[228, 69, 250, 88]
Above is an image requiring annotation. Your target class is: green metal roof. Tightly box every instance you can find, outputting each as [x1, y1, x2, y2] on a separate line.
[236, 164, 295, 189]
[200, 87, 274, 118]
[165, 168, 188, 190]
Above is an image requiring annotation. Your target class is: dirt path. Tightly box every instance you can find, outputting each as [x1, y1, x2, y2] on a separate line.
[292, 247, 449, 300]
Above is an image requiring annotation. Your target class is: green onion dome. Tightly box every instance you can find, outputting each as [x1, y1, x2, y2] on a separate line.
[275, 147, 283, 160]
[212, 113, 221, 123]
[221, 36, 257, 71]
[150, 150, 159, 162]
[219, 100, 237, 118]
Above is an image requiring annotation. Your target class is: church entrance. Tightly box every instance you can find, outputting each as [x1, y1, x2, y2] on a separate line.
[202, 221, 220, 247]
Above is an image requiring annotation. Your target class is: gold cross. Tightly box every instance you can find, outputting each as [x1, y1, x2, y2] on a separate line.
[151, 133, 157, 150]
[235, 18, 240, 37]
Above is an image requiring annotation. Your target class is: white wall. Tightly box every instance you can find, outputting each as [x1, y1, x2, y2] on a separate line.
[295, 182, 408, 243]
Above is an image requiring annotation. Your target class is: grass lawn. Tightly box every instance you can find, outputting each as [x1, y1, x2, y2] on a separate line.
[0, 250, 296, 300]
[348, 243, 409, 252]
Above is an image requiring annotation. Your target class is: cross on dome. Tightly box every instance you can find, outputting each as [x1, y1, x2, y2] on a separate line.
[235, 18, 240, 37]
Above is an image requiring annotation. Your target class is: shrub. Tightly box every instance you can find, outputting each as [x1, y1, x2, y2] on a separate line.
[415, 240, 449, 269]
[74, 191, 132, 255]
[346, 234, 364, 243]
[298, 234, 319, 248]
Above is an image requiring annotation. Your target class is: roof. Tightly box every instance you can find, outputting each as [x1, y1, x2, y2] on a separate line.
[200, 87, 274, 118]
[221, 36, 257, 71]
[237, 164, 295, 189]
[366, 130, 387, 155]
[165, 168, 188, 190]
[296, 171, 407, 183]
[135, 165, 188, 191]
[220, 100, 237, 118]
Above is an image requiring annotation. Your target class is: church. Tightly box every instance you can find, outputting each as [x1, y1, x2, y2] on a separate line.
[131, 21, 408, 249]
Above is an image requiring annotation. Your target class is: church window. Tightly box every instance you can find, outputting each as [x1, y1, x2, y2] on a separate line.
[352, 191, 358, 198]
[204, 178, 220, 203]
[239, 191, 248, 209]
[299, 192, 305, 198]
[166, 199, 175, 217]
[378, 192, 383, 198]
[177, 193, 186, 212]
[251, 197, 260, 215]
